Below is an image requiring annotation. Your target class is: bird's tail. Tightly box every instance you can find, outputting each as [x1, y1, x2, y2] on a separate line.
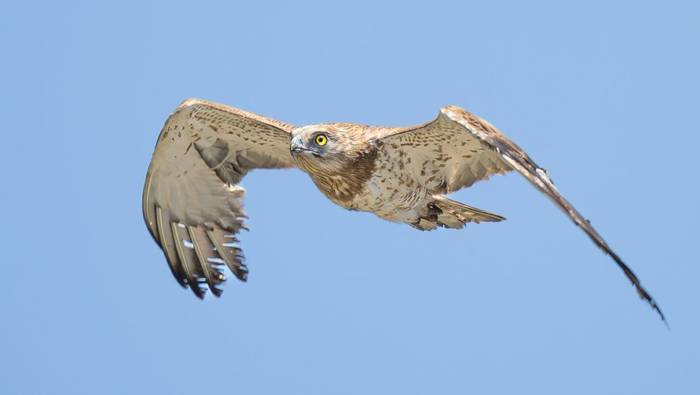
[430, 195, 505, 229]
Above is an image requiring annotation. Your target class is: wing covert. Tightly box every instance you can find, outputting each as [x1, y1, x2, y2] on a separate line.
[142, 99, 295, 297]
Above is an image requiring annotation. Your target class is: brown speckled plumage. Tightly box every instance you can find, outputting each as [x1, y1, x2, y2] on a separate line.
[142, 98, 665, 324]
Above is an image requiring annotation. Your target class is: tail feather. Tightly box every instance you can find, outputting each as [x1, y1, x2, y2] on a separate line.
[431, 195, 505, 229]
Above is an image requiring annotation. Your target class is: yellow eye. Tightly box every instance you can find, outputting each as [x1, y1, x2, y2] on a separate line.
[314, 134, 328, 146]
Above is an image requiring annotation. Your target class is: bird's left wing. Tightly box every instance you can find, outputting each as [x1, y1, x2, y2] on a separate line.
[143, 99, 295, 297]
[376, 106, 665, 322]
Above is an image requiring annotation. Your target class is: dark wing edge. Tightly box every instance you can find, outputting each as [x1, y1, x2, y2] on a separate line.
[142, 98, 295, 298]
[440, 105, 666, 323]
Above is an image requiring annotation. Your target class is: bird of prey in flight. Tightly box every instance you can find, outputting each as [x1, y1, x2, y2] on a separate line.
[142, 98, 664, 322]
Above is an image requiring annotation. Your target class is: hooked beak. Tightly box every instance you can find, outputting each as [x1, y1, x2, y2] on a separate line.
[290, 136, 321, 157]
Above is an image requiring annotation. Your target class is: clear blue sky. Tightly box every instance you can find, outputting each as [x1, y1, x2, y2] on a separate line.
[1, 1, 698, 394]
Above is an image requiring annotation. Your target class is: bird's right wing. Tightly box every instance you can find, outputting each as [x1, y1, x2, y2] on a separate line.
[143, 99, 296, 297]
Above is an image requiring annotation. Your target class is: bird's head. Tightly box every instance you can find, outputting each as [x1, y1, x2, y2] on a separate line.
[290, 123, 373, 174]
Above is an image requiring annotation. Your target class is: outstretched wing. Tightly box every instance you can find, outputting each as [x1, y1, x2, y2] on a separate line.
[376, 105, 665, 322]
[142, 98, 295, 298]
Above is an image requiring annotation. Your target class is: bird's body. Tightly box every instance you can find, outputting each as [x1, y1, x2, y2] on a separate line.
[142, 98, 665, 322]
[292, 121, 506, 229]
[299, 136, 438, 227]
